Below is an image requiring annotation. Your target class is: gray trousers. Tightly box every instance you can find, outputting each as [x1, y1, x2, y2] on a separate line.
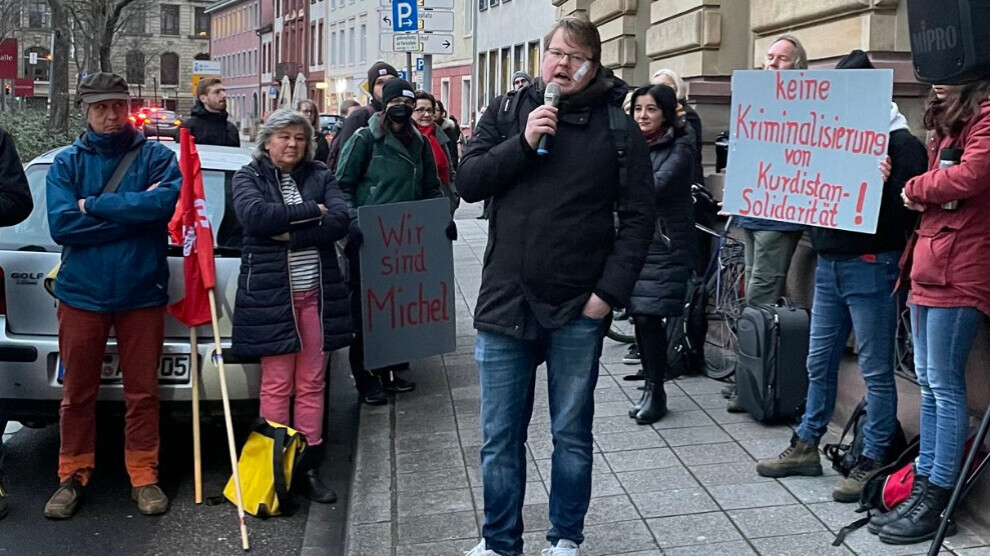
[741, 229, 803, 306]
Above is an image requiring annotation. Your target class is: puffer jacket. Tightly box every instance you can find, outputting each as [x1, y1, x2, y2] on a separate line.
[900, 99, 990, 317]
[47, 127, 181, 312]
[335, 112, 443, 209]
[629, 127, 697, 317]
[230, 156, 353, 357]
[182, 100, 240, 147]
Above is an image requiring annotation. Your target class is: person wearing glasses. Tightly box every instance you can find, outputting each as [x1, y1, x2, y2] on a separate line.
[413, 90, 459, 214]
[335, 79, 450, 401]
[295, 99, 331, 163]
[458, 17, 655, 556]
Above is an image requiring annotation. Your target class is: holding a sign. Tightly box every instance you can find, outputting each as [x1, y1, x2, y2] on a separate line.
[358, 198, 456, 370]
[724, 69, 893, 233]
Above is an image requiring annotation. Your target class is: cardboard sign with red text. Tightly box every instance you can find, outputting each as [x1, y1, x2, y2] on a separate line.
[723, 69, 893, 233]
[358, 198, 456, 369]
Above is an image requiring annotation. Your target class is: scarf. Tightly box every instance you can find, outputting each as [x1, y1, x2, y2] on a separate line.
[417, 123, 450, 185]
[643, 126, 667, 146]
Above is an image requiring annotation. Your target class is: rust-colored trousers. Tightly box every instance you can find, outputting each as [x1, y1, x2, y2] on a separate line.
[57, 303, 164, 487]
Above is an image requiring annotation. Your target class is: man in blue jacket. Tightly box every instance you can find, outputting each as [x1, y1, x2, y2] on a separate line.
[44, 73, 181, 520]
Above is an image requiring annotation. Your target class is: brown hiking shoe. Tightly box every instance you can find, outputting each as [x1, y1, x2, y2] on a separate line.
[132, 484, 170, 516]
[833, 456, 883, 502]
[756, 434, 823, 478]
[44, 478, 84, 519]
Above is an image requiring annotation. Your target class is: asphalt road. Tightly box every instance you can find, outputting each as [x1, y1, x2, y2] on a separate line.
[0, 416, 309, 555]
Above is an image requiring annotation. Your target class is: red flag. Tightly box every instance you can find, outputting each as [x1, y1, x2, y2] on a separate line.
[167, 128, 217, 327]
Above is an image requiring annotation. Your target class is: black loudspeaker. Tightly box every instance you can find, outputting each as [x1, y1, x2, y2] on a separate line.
[907, 0, 990, 84]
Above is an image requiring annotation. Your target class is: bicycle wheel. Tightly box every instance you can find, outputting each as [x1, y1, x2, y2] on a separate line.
[703, 256, 745, 380]
[605, 309, 636, 344]
[894, 294, 915, 382]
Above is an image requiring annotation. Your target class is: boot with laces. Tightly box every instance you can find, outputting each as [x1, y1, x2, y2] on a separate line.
[833, 456, 884, 502]
[756, 434, 822, 478]
[868, 473, 928, 534]
[879, 480, 956, 545]
[542, 539, 580, 556]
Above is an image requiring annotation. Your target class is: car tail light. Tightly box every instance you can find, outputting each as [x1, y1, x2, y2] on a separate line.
[143, 118, 151, 124]
[173, 119, 181, 126]
[0, 266, 6, 315]
[128, 116, 136, 124]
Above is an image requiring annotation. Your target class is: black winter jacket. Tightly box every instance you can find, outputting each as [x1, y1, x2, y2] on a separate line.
[809, 128, 927, 258]
[629, 128, 697, 317]
[0, 127, 33, 227]
[328, 103, 379, 172]
[230, 156, 353, 358]
[314, 132, 330, 164]
[182, 101, 240, 147]
[683, 103, 704, 186]
[457, 70, 656, 337]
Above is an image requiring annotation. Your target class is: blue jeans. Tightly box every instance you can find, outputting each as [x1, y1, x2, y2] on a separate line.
[912, 305, 983, 489]
[476, 315, 604, 556]
[795, 253, 900, 461]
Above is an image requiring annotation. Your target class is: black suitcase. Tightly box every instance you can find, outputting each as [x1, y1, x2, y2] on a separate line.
[735, 298, 810, 422]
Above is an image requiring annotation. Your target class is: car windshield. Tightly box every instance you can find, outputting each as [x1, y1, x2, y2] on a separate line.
[3, 163, 237, 254]
[152, 111, 178, 121]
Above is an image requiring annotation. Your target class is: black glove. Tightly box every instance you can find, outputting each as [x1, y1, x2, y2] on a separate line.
[348, 220, 364, 249]
[445, 220, 457, 241]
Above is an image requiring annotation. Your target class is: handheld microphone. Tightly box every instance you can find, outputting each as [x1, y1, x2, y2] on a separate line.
[537, 82, 562, 156]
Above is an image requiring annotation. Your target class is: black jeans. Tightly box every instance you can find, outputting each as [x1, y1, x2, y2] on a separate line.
[632, 315, 667, 381]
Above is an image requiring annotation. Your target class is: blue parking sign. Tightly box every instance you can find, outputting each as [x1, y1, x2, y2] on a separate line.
[397, 70, 408, 80]
[392, 0, 418, 33]
[416, 57, 425, 72]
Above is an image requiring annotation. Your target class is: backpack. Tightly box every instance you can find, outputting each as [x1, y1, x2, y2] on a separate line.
[823, 398, 909, 477]
[492, 86, 630, 196]
[831, 435, 921, 546]
[223, 419, 307, 517]
[665, 273, 708, 379]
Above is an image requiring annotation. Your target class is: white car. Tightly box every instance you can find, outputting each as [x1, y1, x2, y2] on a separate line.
[0, 143, 260, 426]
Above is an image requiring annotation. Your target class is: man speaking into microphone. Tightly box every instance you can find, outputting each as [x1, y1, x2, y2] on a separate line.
[457, 16, 655, 556]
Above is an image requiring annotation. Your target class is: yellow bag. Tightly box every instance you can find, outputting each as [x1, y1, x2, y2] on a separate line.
[224, 419, 307, 517]
[44, 260, 61, 297]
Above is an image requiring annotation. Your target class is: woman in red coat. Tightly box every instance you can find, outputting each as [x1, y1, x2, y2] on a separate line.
[878, 81, 990, 545]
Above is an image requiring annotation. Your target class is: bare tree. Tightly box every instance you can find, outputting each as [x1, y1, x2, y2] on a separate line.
[65, 0, 143, 73]
[48, 0, 69, 131]
[0, 0, 25, 43]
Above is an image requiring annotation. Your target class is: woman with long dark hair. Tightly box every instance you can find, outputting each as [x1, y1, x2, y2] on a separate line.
[625, 84, 696, 424]
[877, 80, 990, 544]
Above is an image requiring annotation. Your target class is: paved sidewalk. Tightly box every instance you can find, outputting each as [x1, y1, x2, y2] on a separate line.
[343, 203, 990, 556]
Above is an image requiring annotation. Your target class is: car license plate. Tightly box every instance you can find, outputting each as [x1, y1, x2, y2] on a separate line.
[56, 354, 192, 384]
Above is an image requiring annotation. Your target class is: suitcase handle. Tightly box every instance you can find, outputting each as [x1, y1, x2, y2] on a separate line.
[776, 297, 796, 310]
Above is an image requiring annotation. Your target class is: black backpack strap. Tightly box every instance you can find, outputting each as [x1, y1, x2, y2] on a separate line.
[104, 143, 142, 194]
[271, 426, 292, 514]
[493, 89, 520, 141]
[823, 398, 868, 468]
[606, 104, 629, 196]
[833, 515, 872, 546]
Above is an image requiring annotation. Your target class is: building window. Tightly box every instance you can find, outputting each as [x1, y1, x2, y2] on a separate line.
[23, 47, 49, 80]
[479, 0, 487, 12]
[195, 7, 210, 37]
[160, 52, 179, 85]
[461, 77, 471, 125]
[500, 47, 510, 94]
[464, 3, 473, 36]
[126, 50, 146, 84]
[27, 1, 49, 28]
[161, 5, 180, 35]
[440, 79, 450, 111]
[310, 23, 316, 64]
[487, 49, 497, 104]
[359, 23, 366, 63]
[330, 31, 336, 67]
[528, 41, 540, 83]
[124, 9, 146, 34]
[348, 25, 354, 64]
[318, 22, 324, 64]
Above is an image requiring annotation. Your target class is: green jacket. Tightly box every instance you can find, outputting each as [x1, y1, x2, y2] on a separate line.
[335, 112, 443, 209]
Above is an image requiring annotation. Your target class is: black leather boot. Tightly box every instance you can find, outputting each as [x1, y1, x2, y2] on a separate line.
[628, 386, 648, 418]
[868, 473, 927, 534]
[879, 480, 956, 544]
[634, 378, 667, 424]
[298, 448, 337, 504]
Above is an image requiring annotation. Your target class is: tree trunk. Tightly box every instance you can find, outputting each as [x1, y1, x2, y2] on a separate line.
[48, 1, 70, 133]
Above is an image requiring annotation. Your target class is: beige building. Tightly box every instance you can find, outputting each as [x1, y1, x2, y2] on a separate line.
[8, 0, 212, 115]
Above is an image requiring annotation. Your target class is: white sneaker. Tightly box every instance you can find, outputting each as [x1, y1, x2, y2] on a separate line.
[464, 540, 499, 556]
[541, 539, 581, 556]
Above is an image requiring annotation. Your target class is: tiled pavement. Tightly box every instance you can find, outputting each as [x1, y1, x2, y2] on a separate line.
[343, 203, 990, 556]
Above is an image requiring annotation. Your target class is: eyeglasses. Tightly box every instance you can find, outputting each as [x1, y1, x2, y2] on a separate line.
[414, 107, 435, 115]
[545, 48, 590, 66]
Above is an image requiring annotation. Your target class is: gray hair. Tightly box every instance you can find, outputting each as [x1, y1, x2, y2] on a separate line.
[254, 108, 316, 163]
[772, 35, 808, 69]
[294, 99, 320, 127]
[650, 68, 687, 100]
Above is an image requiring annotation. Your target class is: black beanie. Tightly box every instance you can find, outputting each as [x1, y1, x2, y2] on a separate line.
[367, 62, 399, 94]
[835, 49, 875, 70]
[382, 79, 416, 106]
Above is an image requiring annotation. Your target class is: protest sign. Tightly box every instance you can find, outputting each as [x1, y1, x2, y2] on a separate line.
[358, 198, 456, 369]
[723, 69, 893, 233]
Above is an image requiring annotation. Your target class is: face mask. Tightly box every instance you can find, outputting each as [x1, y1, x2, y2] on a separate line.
[386, 105, 413, 125]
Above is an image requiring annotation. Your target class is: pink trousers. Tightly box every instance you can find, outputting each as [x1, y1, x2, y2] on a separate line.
[260, 289, 327, 446]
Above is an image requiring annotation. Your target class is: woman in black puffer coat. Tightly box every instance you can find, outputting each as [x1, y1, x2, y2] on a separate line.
[626, 84, 697, 425]
[231, 109, 352, 504]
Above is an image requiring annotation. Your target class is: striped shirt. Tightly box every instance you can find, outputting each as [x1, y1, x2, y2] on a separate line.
[279, 172, 321, 292]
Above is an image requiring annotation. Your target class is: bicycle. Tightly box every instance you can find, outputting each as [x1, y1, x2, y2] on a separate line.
[605, 308, 636, 344]
[696, 216, 746, 380]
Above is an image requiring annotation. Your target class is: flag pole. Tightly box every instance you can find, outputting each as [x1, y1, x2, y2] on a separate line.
[207, 288, 250, 551]
[190, 327, 202, 504]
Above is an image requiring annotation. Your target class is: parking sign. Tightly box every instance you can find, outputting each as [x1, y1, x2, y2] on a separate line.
[392, 0, 418, 33]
